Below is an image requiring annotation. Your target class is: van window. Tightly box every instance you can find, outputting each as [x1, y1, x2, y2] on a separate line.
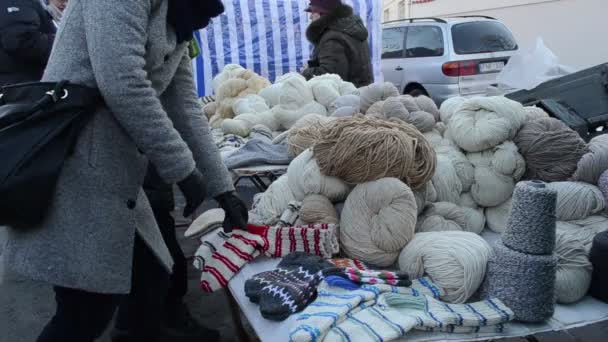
[452, 21, 518, 54]
[382, 27, 406, 59]
[406, 26, 444, 58]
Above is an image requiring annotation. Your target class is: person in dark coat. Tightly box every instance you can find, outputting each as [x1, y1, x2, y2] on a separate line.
[0, 0, 56, 86]
[301, 0, 373, 87]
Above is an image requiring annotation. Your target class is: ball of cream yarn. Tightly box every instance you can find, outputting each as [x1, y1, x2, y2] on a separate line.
[448, 97, 526, 152]
[398, 231, 492, 303]
[458, 192, 486, 234]
[431, 155, 463, 204]
[415, 95, 440, 121]
[300, 194, 339, 225]
[287, 149, 351, 202]
[554, 231, 593, 304]
[572, 134, 608, 184]
[340, 178, 417, 267]
[545, 181, 606, 221]
[286, 114, 332, 157]
[416, 202, 466, 233]
[439, 96, 466, 124]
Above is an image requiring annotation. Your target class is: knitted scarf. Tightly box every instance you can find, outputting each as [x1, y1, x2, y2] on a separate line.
[167, 0, 224, 44]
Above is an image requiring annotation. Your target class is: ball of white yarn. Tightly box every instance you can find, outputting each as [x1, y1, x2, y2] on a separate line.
[232, 95, 269, 115]
[439, 97, 466, 124]
[251, 175, 297, 225]
[415, 95, 440, 121]
[330, 94, 361, 117]
[366, 101, 386, 118]
[485, 197, 512, 233]
[341, 178, 417, 267]
[413, 182, 437, 215]
[287, 149, 351, 202]
[416, 202, 466, 233]
[545, 182, 606, 221]
[259, 83, 283, 108]
[311, 80, 341, 109]
[423, 130, 444, 147]
[435, 145, 475, 192]
[398, 95, 421, 113]
[338, 81, 359, 96]
[359, 82, 400, 113]
[556, 215, 608, 252]
[458, 192, 486, 234]
[435, 122, 448, 135]
[398, 231, 492, 303]
[447, 97, 526, 152]
[212, 64, 245, 93]
[222, 111, 279, 137]
[279, 76, 314, 110]
[554, 231, 593, 304]
[431, 155, 463, 204]
[273, 101, 328, 130]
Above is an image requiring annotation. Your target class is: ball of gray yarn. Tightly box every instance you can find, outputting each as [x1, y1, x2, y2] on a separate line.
[598, 169, 608, 203]
[554, 231, 593, 304]
[514, 117, 588, 182]
[481, 241, 557, 323]
[501, 181, 557, 255]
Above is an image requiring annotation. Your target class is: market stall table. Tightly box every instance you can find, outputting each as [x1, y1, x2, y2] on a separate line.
[225, 232, 608, 342]
[231, 164, 289, 192]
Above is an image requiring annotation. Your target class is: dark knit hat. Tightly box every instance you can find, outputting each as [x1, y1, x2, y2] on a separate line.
[305, 0, 342, 14]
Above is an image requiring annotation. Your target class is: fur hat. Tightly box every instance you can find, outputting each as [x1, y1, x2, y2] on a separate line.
[305, 0, 342, 14]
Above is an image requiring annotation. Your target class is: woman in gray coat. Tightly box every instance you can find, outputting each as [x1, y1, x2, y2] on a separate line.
[3, 0, 246, 341]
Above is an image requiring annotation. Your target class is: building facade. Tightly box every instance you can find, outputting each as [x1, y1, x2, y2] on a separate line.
[382, 0, 607, 69]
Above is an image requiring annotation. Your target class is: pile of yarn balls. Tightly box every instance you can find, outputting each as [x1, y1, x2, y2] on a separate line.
[210, 65, 608, 305]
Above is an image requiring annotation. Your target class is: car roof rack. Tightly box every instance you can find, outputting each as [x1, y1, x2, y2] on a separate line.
[451, 15, 497, 20]
[383, 17, 447, 25]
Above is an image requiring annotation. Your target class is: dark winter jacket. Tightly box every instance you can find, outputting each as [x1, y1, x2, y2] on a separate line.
[0, 0, 56, 87]
[302, 4, 372, 88]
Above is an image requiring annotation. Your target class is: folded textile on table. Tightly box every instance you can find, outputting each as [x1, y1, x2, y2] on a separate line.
[248, 224, 340, 258]
[245, 252, 333, 321]
[322, 267, 412, 287]
[194, 229, 264, 293]
[223, 138, 291, 170]
[323, 293, 514, 342]
[288, 277, 444, 342]
[216, 133, 247, 150]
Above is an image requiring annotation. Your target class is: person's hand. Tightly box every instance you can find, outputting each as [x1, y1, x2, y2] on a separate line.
[215, 191, 248, 233]
[177, 169, 207, 218]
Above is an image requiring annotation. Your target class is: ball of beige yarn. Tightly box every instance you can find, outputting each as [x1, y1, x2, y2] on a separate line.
[448, 97, 526, 152]
[435, 145, 475, 192]
[366, 101, 386, 118]
[287, 114, 332, 157]
[514, 117, 589, 182]
[545, 181, 606, 221]
[413, 182, 437, 215]
[300, 194, 339, 225]
[359, 82, 400, 113]
[556, 215, 608, 252]
[382, 97, 408, 121]
[415, 95, 440, 121]
[572, 134, 608, 184]
[524, 106, 550, 122]
[407, 111, 436, 133]
[398, 95, 421, 113]
[398, 231, 492, 303]
[416, 202, 466, 233]
[340, 178, 417, 267]
[554, 231, 593, 304]
[203, 102, 217, 118]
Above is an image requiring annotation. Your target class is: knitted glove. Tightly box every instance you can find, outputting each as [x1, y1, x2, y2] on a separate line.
[178, 169, 207, 217]
[215, 191, 248, 233]
[245, 252, 333, 321]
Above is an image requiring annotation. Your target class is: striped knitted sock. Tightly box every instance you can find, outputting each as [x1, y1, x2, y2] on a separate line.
[248, 224, 339, 258]
[288, 277, 444, 342]
[329, 258, 369, 270]
[322, 267, 412, 287]
[194, 229, 264, 292]
[324, 294, 514, 342]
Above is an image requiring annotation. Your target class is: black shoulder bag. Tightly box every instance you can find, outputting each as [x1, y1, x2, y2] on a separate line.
[0, 81, 101, 228]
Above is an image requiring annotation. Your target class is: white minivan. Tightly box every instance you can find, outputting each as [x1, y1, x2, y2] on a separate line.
[381, 16, 519, 105]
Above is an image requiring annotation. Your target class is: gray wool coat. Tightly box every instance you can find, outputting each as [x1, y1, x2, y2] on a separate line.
[3, 0, 234, 294]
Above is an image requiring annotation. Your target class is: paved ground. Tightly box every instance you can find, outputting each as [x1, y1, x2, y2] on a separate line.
[1, 182, 607, 341]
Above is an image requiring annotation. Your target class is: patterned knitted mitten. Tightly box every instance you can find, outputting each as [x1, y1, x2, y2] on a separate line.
[194, 229, 264, 292]
[248, 224, 339, 258]
[322, 267, 412, 287]
[329, 258, 369, 270]
[245, 252, 333, 321]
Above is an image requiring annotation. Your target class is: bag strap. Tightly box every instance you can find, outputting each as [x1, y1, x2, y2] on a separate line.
[33, 80, 70, 110]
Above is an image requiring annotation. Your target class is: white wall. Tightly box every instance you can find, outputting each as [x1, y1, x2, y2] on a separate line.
[384, 0, 608, 70]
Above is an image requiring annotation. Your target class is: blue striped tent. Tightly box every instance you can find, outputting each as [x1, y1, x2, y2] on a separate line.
[193, 0, 382, 96]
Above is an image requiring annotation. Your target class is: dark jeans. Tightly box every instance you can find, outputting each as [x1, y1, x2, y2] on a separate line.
[37, 235, 171, 342]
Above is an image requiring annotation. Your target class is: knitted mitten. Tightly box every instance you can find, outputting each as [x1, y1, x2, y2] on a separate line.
[329, 258, 369, 270]
[324, 294, 513, 342]
[194, 229, 264, 292]
[288, 277, 444, 342]
[245, 253, 333, 321]
[322, 267, 412, 287]
[248, 224, 339, 258]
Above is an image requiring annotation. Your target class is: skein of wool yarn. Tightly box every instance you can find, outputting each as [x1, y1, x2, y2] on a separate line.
[398, 231, 492, 303]
[600, 169, 608, 202]
[501, 181, 557, 255]
[458, 192, 486, 234]
[413, 182, 437, 215]
[329, 94, 360, 117]
[435, 122, 447, 135]
[554, 231, 593, 304]
[447, 97, 526, 152]
[439, 96, 466, 124]
[398, 95, 421, 113]
[250, 175, 297, 225]
[557, 215, 608, 253]
[414, 95, 440, 121]
[589, 230, 608, 303]
[359, 82, 400, 113]
[340, 178, 417, 267]
[272, 101, 327, 130]
[545, 181, 606, 221]
[300, 194, 339, 225]
[366, 101, 385, 118]
[313, 116, 437, 189]
[435, 145, 475, 192]
[523, 106, 549, 122]
[481, 240, 557, 322]
[286, 114, 332, 157]
[415, 202, 466, 233]
[514, 117, 588, 182]
[572, 134, 608, 184]
[431, 155, 463, 204]
[485, 198, 512, 233]
[287, 149, 351, 203]
[203, 102, 217, 118]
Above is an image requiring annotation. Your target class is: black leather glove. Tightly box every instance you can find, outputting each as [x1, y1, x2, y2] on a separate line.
[215, 191, 248, 233]
[177, 169, 207, 218]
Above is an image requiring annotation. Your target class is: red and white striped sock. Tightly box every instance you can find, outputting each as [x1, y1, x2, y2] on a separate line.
[194, 229, 264, 292]
[248, 224, 339, 258]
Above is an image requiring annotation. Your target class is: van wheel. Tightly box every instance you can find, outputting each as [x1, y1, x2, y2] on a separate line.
[405, 86, 427, 97]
